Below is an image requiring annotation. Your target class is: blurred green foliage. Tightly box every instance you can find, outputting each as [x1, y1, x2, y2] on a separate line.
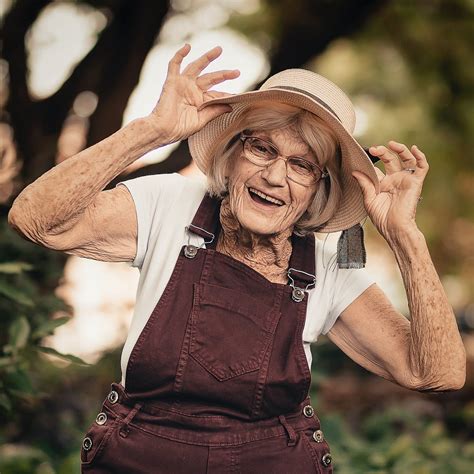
[0, 221, 88, 417]
[322, 409, 474, 473]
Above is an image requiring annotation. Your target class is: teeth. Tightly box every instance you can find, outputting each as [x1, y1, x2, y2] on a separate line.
[249, 188, 284, 206]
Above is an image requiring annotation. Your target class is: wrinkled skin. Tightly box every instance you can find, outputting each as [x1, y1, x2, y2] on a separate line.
[226, 127, 318, 236]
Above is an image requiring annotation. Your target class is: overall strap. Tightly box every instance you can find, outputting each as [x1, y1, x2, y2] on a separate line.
[288, 233, 316, 289]
[187, 193, 221, 249]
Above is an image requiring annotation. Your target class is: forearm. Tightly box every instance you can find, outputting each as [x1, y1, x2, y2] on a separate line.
[9, 117, 163, 242]
[387, 227, 466, 390]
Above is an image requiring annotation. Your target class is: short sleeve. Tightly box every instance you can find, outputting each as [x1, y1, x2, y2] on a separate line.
[321, 265, 376, 335]
[117, 173, 186, 268]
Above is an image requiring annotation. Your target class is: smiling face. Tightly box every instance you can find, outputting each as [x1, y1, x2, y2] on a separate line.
[226, 127, 319, 236]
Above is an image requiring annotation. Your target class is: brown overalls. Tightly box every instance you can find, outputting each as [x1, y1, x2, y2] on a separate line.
[80, 194, 333, 473]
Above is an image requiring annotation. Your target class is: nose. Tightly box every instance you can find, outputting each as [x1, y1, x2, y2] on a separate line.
[260, 157, 287, 187]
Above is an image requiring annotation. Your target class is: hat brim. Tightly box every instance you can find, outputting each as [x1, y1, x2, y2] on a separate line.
[188, 88, 379, 233]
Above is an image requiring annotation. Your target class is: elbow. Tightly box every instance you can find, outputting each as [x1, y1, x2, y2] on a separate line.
[401, 345, 467, 393]
[8, 201, 19, 228]
[8, 202, 29, 238]
[8, 200, 49, 246]
[403, 368, 466, 393]
[413, 378, 466, 393]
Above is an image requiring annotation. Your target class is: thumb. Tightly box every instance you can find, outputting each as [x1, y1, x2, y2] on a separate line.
[199, 104, 233, 124]
[352, 171, 377, 202]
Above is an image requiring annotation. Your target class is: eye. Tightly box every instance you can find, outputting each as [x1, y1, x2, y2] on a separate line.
[249, 139, 275, 157]
[289, 158, 314, 175]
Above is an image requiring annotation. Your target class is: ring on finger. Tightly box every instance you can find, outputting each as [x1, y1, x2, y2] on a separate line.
[403, 168, 416, 174]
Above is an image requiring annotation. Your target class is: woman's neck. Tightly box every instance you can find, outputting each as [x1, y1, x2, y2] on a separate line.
[216, 196, 292, 284]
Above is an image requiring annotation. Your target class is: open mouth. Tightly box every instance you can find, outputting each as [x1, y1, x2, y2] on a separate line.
[248, 187, 285, 207]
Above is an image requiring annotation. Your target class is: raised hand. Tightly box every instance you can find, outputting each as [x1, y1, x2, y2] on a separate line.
[352, 141, 429, 240]
[148, 44, 240, 145]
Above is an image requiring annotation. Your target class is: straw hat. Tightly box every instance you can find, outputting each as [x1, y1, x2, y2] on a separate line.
[188, 68, 379, 233]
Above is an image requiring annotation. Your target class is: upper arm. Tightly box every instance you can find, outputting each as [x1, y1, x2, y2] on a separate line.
[42, 185, 137, 262]
[327, 283, 413, 385]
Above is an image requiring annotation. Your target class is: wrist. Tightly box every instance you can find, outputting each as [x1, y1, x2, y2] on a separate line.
[139, 114, 176, 148]
[126, 116, 169, 152]
[385, 224, 425, 249]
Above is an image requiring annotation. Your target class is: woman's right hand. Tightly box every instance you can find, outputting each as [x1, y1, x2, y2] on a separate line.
[148, 44, 240, 145]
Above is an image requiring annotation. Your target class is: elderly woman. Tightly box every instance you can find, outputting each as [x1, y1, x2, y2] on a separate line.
[9, 45, 465, 473]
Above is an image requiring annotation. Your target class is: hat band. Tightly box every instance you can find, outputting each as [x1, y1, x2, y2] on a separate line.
[267, 85, 342, 122]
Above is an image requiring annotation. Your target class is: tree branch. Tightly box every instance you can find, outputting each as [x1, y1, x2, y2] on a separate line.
[120, 0, 387, 181]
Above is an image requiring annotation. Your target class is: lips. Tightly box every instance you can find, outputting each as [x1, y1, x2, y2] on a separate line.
[248, 187, 285, 206]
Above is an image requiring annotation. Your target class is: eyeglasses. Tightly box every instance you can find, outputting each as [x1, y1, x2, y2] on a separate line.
[239, 133, 328, 186]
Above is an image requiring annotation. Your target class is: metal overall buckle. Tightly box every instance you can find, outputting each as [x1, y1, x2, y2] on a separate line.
[184, 225, 215, 259]
[287, 268, 316, 303]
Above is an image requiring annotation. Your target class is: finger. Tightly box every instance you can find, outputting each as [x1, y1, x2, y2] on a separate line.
[197, 91, 236, 111]
[411, 145, 430, 173]
[198, 104, 233, 125]
[368, 145, 403, 174]
[352, 171, 377, 202]
[183, 46, 223, 77]
[203, 90, 236, 100]
[388, 140, 417, 167]
[196, 69, 240, 90]
[167, 43, 191, 76]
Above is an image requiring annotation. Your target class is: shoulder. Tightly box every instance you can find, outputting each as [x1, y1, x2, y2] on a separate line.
[119, 173, 207, 214]
[119, 172, 206, 199]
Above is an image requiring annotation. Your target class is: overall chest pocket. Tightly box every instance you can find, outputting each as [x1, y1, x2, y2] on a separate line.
[189, 282, 281, 382]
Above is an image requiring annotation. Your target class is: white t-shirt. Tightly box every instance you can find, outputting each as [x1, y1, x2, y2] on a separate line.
[118, 173, 376, 387]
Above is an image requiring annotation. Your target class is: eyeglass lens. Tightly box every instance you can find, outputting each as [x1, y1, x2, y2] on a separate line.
[244, 137, 323, 184]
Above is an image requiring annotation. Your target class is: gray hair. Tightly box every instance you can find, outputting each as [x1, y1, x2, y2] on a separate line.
[206, 101, 342, 235]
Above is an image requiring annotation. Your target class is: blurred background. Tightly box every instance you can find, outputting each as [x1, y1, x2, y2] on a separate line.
[1, 0, 473, 472]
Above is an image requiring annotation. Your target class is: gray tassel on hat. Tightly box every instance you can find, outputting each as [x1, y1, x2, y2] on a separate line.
[337, 223, 366, 269]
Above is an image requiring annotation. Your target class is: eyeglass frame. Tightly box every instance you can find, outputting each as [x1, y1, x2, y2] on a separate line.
[239, 133, 329, 187]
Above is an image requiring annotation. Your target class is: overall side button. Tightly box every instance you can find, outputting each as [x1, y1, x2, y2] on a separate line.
[321, 452, 332, 467]
[82, 436, 93, 451]
[108, 390, 119, 404]
[313, 429, 324, 443]
[96, 412, 108, 425]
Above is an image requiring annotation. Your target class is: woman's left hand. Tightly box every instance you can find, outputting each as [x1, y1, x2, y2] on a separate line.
[352, 140, 429, 240]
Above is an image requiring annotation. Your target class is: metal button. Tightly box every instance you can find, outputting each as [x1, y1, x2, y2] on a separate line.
[313, 429, 324, 443]
[184, 245, 198, 259]
[108, 390, 119, 404]
[321, 453, 332, 467]
[82, 436, 93, 451]
[292, 287, 305, 302]
[303, 405, 314, 418]
[96, 412, 107, 425]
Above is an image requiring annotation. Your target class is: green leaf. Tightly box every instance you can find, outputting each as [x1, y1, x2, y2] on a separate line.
[0, 280, 34, 306]
[32, 316, 72, 339]
[36, 346, 90, 366]
[9, 316, 30, 349]
[4, 368, 34, 394]
[0, 262, 33, 274]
